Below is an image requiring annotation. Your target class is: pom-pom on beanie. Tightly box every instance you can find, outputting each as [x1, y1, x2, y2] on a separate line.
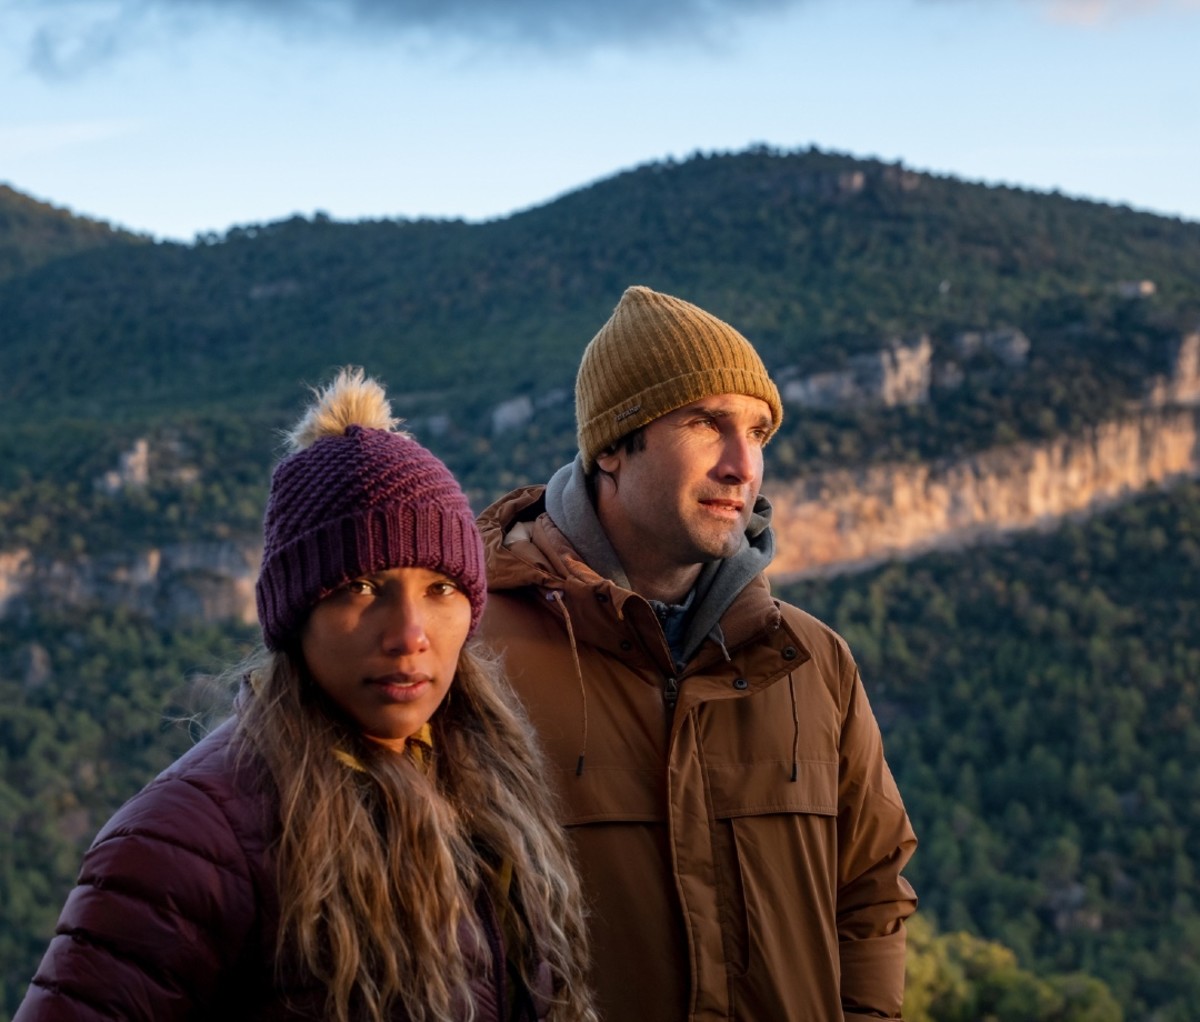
[255, 367, 486, 650]
[575, 285, 783, 472]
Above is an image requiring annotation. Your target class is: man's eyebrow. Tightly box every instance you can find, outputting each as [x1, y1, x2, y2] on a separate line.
[683, 402, 773, 429]
[682, 400, 733, 416]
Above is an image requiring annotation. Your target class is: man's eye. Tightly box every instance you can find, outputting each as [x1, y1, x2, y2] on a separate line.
[430, 580, 462, 597]
[345, 579, 376, 595]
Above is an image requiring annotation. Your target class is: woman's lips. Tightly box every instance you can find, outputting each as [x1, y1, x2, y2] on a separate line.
[369, 673, 432, 702]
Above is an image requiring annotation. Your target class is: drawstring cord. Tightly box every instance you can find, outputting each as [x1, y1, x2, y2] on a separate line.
[708, 622, 733, 663]
[788, 672, 799, 782]
[547, 590, 589, 777]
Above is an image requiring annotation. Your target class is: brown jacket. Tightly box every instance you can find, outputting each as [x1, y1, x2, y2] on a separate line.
[479, 486, 917, 1022]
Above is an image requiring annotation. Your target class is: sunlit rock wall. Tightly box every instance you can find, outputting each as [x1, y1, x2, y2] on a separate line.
[768, 408, 1200, 579]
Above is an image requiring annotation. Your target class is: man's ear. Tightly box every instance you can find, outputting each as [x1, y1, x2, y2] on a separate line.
[594, 446, 622, 479]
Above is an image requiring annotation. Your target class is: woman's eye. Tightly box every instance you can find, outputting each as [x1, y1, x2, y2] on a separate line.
[345, 579, 376, 596]
[429, 580, 462, 597]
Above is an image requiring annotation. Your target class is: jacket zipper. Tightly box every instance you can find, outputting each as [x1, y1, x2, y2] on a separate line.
[664, 674, 679, 710]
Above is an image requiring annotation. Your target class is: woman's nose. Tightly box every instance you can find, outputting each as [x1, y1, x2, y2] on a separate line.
[381, 601, 430, 654]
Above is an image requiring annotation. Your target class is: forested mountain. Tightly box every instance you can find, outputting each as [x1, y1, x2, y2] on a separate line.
[4, 147, 1198, 559]
[4, 146, 1199, 424]
[0, 185, 144, 283]
[1, 148, 1198, 1019]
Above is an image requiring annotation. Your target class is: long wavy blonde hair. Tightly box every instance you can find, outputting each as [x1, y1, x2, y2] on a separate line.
[232, 640, 596, 1022]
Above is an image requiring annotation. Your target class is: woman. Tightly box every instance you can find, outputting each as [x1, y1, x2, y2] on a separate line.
[15, 368, 597, 1022]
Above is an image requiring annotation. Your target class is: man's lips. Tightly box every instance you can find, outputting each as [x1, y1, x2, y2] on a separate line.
[699, 497, 745, 516]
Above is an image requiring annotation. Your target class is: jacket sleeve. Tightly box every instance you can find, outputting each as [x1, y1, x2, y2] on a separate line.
[835, 656, 918, 1021]
[13, 773, 259, 1022]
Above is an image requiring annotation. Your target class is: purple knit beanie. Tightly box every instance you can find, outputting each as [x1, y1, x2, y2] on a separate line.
[255, 368, 486, 650]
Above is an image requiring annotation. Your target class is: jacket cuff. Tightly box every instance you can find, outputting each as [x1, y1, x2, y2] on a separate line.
[840, 928, 907, 1019]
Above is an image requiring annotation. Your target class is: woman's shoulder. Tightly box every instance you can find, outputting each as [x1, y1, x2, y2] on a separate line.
[92, 717, 276, 875]
[15, 724, 278, 1022]
[159, 716, 257, 797]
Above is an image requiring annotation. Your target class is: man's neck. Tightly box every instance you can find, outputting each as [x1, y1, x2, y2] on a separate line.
[624, 562, 702, 606]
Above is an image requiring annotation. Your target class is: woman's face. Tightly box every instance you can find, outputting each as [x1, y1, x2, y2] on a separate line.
[301, 566, 471, 741]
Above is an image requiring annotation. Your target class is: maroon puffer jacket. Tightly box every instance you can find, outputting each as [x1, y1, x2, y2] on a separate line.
[14, 719, 546, 1022]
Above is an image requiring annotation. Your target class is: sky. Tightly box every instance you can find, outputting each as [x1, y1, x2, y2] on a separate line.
[2, 0, 1198, 243]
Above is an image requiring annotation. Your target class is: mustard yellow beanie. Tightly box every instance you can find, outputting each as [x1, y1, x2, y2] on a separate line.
[576, 285, 783, 471]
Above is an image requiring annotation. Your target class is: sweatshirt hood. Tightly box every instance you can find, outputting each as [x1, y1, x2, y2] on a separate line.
[534, 454, 777, 664]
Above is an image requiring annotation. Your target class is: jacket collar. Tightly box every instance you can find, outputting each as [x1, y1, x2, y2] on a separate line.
[478, 479, 786, 672]
[543, 455, 778, 664]
[544, 454, 630, 587]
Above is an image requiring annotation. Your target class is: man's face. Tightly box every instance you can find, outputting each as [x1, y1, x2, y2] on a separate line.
[594, 393, 773, 580]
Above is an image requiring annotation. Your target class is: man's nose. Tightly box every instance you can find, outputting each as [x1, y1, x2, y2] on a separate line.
[718, 434, 758, 484]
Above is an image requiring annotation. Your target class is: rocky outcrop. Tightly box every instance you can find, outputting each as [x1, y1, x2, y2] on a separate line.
[1148, 332, 1200, 407]
[781, 326, 1035, 412]
[767, 407, 1200, 579]
[96, 438, 150, 494]
[953, 328, 1030, 367]
[490, 387, 570, 435]
[0, 541, 261, 626]
[782, 335, 933, 410]
[93, 436, 201, 495]
[0, 549, 33, 616]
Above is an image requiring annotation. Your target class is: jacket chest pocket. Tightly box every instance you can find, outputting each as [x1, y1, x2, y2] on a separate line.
[705, 758, 839, 980]
[707, 758, 837, 818]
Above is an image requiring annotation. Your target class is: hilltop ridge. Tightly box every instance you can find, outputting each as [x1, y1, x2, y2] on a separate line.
[2, 146, 1198, 421]
[0, 183, 145, 282]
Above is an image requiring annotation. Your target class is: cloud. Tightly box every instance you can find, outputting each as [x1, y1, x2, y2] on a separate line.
[1038, 0, 1200, 25]
[28, 16, 130, 79]
[18, 0, 1199, 77]
[319, 0, 796, 41]
[0, 118, 146, 158]
[16, 0, 802, 78]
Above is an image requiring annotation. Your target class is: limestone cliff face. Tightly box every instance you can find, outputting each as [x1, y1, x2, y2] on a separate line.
[781, 335, 934, 410]
[0, 432, 263, 629]
[767, 408, 1200, 579]
[1148, 332, 1200, 407]
[3, 407, 1198, 626]
[0, 541, 261, 626]
[0, 549, 33, 615]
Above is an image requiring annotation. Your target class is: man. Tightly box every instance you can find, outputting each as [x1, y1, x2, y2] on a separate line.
[478, 285, 917, 1021]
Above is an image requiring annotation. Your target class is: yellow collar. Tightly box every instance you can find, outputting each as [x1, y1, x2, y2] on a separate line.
[334, 723, 435, 772]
